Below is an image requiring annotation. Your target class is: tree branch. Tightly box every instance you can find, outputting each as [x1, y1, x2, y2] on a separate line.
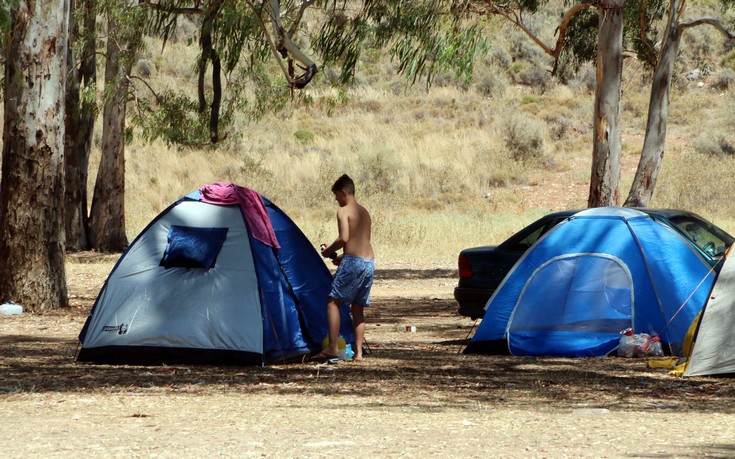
[287, 0, 316, 38]
[138, 0, 204, 16]
[679, 17, 735, 40]
[244, 0, 292, 81]
[638, 0, 656, 60]
[477, 0, 595, 74]
[244, 0, 317, 89]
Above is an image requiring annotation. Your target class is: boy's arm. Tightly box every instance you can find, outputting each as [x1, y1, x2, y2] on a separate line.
[322, 209, 349, 258]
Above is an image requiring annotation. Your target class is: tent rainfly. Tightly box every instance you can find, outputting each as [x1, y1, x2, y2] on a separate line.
[682, 245, 735, 376]
[76, 183, 352, 365]
[465, 207, 717, 358]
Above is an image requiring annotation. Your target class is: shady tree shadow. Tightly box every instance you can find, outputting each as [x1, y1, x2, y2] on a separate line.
[374, 268, 456, 281]
[2, 294, 735, 417]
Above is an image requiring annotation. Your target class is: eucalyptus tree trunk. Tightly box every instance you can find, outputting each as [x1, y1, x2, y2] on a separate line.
[624, 14, 683, 207]
[64, 0, 97, 251]
[622, 0, 735, 207]
[0, 0, 70, 311]
[588, 0, 625, 208]
[88, 11, 134, 252]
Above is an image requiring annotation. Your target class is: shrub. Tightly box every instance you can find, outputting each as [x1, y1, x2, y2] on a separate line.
[692, 132, 735, 156]
[135, 59, 156, 78]
[712, 68, 735, 91]
[489, 47, 512, 68]
[518, 65, 551, 90]
[548, 115, 572, 140]
[722, 49, 735, 72]
[294, 128, 315, 144]
[475, 70, 508, 98]
[502, 114, 546, 161]
[520, 95, 540, 105]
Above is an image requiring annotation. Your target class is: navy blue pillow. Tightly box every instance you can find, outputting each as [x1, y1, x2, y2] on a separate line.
[160, 225, 229, 269]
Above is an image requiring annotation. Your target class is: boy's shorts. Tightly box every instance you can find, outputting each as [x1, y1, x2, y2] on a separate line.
[329, 255, 374, 307]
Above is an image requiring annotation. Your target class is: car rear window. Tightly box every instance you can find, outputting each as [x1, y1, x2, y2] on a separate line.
[668, 215, 734, 257]
[513, 219, 565, 251]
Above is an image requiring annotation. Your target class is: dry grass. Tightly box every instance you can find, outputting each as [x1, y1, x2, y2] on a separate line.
[106, 7, 735, 266]
[115, 68, 735, 264]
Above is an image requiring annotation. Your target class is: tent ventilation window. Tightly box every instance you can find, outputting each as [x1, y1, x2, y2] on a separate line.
[160, 225, 229, 269]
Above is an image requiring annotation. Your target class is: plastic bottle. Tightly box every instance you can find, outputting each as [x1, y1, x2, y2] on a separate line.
[320, 244, 337, 260]
[345, 344, 354, 360]
[649, 334, 664, 356]
[0, 301, 23, 315]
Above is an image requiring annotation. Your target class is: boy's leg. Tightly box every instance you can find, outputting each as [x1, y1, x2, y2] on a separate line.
[351, 304, 365, 361]
[326, 298, 341, 357]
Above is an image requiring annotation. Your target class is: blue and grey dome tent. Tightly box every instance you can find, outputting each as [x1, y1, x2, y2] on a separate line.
[465, 207, 716, 358]
[77, 183, 352, 365]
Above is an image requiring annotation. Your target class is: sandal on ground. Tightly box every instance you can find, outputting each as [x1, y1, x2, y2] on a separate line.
[305, 351, 339, 363]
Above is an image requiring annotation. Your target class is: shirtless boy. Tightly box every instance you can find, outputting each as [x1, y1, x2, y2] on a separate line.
[314, 174, 374, 362]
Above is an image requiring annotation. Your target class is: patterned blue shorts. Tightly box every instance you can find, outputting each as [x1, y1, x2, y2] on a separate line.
[329, 255, 375, 307]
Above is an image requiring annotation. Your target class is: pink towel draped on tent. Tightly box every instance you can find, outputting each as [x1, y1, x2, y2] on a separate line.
[199, 182, 280, 249]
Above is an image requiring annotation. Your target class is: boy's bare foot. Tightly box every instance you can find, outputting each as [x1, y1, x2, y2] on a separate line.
[353, 355, 364, 362]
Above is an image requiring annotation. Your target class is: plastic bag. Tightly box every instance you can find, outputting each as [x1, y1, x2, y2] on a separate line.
[617, 328, 655, 358]
[617, 328, 636, 357]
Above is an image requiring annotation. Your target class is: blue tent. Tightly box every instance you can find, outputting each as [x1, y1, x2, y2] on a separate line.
[77, 184, 352, 365]
[465, 207, 716, 357]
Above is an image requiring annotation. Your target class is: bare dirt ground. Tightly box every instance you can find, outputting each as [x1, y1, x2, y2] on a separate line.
[2, 254, 735, 458]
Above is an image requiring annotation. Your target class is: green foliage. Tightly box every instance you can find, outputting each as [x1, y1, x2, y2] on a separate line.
[130, 90, 211, 146]
[520, 95, 540, 105]
[0, 0, 18, 92]
[560, 7, 598, 71]
[212, 3, 270, 75]
[250, 66, 293, 120]
[623, 0, 667, 68]
[314, 10, 371, 86]
[80, 82, 99, 120]
[315, 1, 487, 88]
[293, 128, 315, 144]
[0, 0, 15, 37]
[384, 6, 487, 87]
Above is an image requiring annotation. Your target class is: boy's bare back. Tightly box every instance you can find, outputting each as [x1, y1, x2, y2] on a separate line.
[337, 201, 373, 259]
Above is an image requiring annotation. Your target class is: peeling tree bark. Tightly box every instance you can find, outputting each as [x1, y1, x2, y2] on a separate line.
[0, 0, 70, 311]
[588, 0, 625, 208]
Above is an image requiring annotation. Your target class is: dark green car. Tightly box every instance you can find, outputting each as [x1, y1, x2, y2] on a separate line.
[454, 208, 734, 320]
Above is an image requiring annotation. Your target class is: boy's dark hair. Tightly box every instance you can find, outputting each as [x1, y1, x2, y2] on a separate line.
[331, 174, 355, 194]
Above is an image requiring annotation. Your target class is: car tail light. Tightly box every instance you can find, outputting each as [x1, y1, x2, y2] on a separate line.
[458, 254, 472, 279]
